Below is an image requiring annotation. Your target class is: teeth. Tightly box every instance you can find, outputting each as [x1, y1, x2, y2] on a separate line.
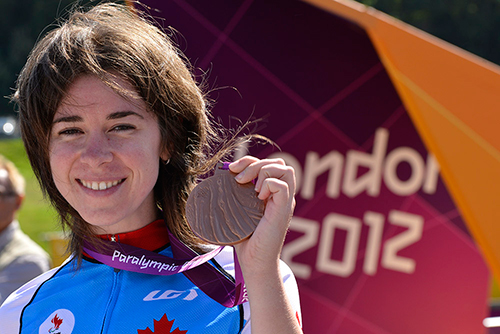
[81, 179, 123, 191]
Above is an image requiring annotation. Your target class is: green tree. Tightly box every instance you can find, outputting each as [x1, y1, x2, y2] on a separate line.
[0, 0, 125, 117]
[1, 0, 498, 117]
[354, 0, 500, 66]
[0, 0, 76, 116]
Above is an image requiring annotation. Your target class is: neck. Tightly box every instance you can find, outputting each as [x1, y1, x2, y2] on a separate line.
[0, 219, 14, 234]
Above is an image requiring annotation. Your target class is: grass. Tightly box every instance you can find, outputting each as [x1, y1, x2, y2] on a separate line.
[0, 138, 61, 256]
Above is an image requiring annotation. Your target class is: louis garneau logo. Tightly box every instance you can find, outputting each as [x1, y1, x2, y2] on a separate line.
[144, 288, 198, 301]
[39, 309, 75, 334]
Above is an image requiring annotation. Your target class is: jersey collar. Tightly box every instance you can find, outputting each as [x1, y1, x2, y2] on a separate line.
[97, 219, 169, 251]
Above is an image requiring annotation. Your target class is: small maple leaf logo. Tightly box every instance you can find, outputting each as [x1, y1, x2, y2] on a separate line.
[137, 314, 188, 334]
[51, 314, 63, 330]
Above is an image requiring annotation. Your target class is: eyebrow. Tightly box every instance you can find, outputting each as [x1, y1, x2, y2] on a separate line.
[52, 111, 144, 124]
[106, 111, 144, 120]
[52, 115, 83, 124]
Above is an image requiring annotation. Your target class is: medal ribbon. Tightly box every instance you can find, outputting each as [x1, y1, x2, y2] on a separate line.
[83, 232, 247, 307]
[82, 162, 248, 307]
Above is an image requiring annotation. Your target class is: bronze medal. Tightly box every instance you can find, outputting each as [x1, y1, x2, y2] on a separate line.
[186, 163, 264, 245]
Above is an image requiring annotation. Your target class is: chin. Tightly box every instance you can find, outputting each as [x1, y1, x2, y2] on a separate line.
[80, 213, 126, 234]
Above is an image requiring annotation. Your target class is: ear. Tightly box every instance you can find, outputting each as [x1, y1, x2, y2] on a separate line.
[160, 150, 170, 162]
[14, 195, 24, 211]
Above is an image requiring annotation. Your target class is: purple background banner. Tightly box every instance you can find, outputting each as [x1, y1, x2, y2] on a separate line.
[141, 0, 490, 332]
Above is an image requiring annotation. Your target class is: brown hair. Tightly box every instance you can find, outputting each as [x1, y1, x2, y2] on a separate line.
[13, 2, 236, 257]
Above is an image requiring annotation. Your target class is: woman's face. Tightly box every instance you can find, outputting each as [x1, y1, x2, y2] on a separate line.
[49, 75, 168, 234]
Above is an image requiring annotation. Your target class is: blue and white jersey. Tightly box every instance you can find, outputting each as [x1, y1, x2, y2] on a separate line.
[0, 246, 300, 334]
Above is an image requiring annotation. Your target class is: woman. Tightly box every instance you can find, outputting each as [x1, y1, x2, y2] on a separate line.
[0, 3, 302, 334]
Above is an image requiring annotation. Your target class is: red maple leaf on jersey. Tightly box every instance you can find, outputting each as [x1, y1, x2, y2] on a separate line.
[137, 314, 188, 334]
[51, 314, 63, 330]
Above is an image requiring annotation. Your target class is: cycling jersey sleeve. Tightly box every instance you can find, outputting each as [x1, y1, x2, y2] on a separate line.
[0, 266, 61, 334]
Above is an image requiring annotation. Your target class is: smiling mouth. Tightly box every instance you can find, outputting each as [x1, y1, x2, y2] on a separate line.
[79, 179, 125, 191]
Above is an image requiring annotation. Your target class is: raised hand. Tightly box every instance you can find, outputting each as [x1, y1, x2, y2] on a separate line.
[229, 156, 302, 334]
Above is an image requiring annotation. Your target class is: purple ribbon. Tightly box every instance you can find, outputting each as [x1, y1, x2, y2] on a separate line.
[82, 229, 247, 307]
[82, 162, 249, 307]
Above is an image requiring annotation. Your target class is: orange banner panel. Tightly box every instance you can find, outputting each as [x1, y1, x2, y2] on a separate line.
[303, 0, 500, 282]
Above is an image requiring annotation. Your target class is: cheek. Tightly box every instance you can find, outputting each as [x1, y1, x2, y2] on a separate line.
[137, 148, 161, 185]
[121, 136, 162, 191]
[49, 144, 74, 189]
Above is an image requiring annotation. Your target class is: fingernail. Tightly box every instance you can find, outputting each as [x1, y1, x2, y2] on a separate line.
[235, 171, 244, 181]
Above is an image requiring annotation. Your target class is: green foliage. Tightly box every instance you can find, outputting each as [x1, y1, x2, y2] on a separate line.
[354, 0, 500, 66]
[0, 0, 498, 117]
[0, 138, 60, 254]
[0, 0, 78, 116]
[0, 0, 125, 117]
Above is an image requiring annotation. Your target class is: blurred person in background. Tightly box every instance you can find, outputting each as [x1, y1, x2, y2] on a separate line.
[0, 154, 50, 305]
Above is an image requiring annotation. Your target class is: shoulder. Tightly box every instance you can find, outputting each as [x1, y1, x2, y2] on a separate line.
[0, 265, 61, 333]
[13, 227, 49, 257]
[1, 224, 51, 266]
[0, 256, 51, 306]
[0, 222, 48, 259]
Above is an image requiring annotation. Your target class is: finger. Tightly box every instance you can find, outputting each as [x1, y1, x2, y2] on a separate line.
[258, 178, 296, 232]
[254, 164, 296, 197]
[230, 157, 287, 184]
[257, 178, 290, 205]
[229, 155, 259, 174]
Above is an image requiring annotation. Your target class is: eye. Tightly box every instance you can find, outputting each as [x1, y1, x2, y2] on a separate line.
[110, 124, 136, 132]
[58, 128, 83, 136]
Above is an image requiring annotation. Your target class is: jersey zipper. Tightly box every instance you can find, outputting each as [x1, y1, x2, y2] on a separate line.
[100, 234, 122, 333]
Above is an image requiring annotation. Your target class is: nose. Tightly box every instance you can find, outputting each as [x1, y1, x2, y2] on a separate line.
[80, 133, 113, 168]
